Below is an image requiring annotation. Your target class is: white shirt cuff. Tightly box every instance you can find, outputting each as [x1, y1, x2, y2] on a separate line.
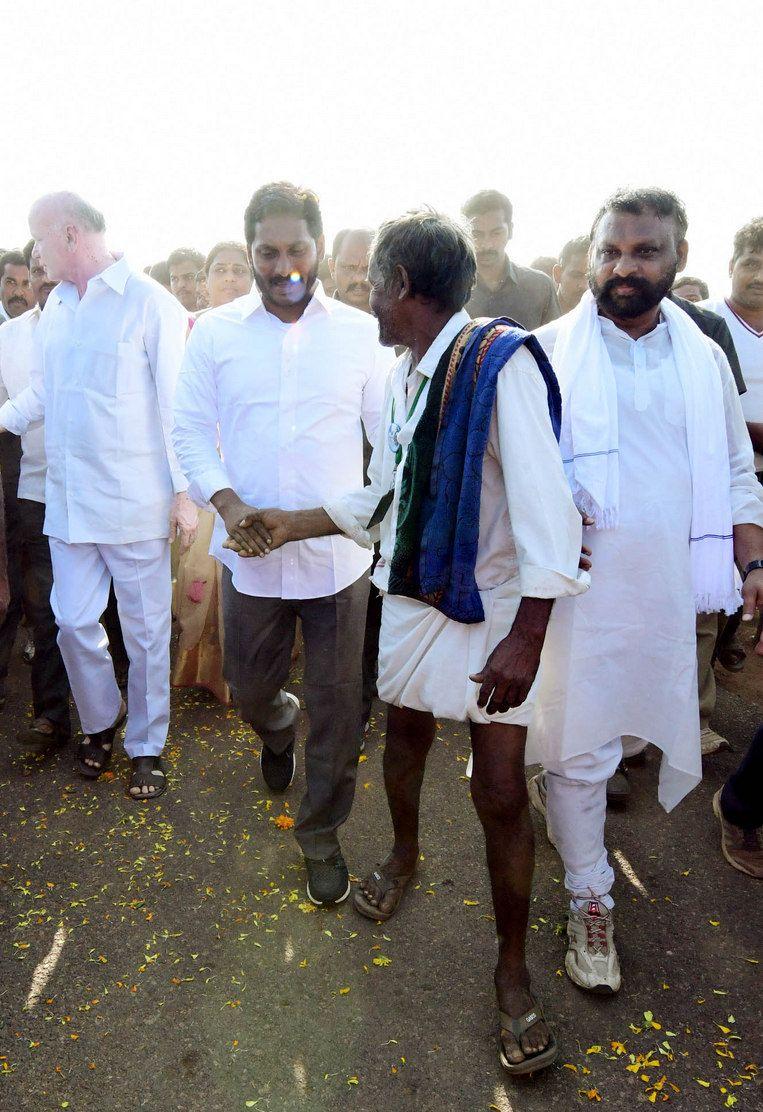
[519, 565, 591, 599]
[323, 499, 377, 549]
[192, 466, 233, 507]
[0, 397, 28, 436]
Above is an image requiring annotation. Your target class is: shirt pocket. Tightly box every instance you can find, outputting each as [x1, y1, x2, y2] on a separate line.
[116, 341, 149, 396]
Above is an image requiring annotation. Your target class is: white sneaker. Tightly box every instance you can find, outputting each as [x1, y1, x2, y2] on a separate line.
[565, 899, 622, 994]
[527, 772, 557, 848]
[700, 727, 731, 756]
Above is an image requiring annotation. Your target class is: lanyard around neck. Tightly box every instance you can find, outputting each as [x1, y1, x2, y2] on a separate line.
[390, 375, 428, 466]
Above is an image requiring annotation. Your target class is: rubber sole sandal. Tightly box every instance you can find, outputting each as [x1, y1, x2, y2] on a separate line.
[77, 702, 127, 779]
[499, 1001, 559, 1077]
[128, 756, 167, 801]
[353, 869, 414, 922]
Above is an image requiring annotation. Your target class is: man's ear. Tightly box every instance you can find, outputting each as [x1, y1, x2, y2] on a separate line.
[676, 239, 689, 273]
[395, 264, 411, 301]
[729, 256, 734, 279]
[552, 263, 562, 286]
[328, 256, 336, 280]
[316, 234, 326, 263]
[507, 220, 514, 242]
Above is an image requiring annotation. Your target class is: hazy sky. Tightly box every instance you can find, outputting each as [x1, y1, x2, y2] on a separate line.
[4, 0, 761, 293]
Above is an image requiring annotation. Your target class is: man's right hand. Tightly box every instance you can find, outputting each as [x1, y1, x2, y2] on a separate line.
[212, 492, 275, 557]
[224, 508, 291, 557]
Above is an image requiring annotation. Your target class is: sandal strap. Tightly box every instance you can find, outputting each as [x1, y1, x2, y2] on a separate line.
[499, 1001, 545, 1040]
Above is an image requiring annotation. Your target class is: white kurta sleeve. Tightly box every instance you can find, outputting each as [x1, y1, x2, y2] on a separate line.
[715, 346, 763, 527]
[0, 324, 45, 433]
[173, 319, 233, 507]
[496, 345, 590, 598]
[144, 291, 189, 494]
[324, 377, 394, 548]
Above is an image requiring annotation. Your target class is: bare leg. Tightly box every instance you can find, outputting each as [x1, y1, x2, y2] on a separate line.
[470, 720, 550, 1063]
[357, 703, 435, 915]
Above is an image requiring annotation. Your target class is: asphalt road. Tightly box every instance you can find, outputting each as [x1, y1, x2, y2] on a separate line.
[0, 634, 760, 1112]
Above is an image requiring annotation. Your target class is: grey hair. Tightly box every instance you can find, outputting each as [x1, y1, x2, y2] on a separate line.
[33, 191, 106, 234]
[371, 208, 476, 312]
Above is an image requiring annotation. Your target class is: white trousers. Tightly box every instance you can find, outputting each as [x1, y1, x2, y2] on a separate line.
[545, 736, 626, 909]
[49, 538, 172, 758]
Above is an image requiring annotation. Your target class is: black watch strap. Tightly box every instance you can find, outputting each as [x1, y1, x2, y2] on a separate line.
[743, 559, 763, 581]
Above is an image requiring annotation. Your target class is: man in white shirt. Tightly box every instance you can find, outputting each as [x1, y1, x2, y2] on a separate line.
[0, 242, 70, 748]
[220, 210, 590, 1076]
[173, 182, 392, 906]
[700, 218, 763, 478]
[0, 192, 197, 799]
[528, 189, 763, 996]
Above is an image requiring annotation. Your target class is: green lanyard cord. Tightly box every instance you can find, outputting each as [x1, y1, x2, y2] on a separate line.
[390, 376, 427, 466]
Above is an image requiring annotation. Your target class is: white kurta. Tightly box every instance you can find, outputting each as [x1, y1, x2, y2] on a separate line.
[531, 315, 763, 809]
[325, 310, 589, 725]
[0, 307, 46, 502]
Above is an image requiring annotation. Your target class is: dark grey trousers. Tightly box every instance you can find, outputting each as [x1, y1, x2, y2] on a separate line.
[221, 568, 369, 859]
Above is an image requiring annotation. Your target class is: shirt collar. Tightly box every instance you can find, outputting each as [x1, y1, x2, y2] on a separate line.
[53, 256, 132, 308]
[238, 279, 332, 321]
[413, 308, 472, 379]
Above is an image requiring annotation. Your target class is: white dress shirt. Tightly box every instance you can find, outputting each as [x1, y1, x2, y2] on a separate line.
[0, 258, 189, 543]
[701, 297, 763, 471]
[173, 282, 393, 599]
[325, 309, 588, 599]
[0, 306, 46, 502]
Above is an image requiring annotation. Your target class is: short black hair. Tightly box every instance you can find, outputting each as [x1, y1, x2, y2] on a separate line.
[331, 227, 373, 260]
[530, 255, 556, 277]
[204, 241, 250, 275]
[149, 260, 171, 288]
[591, 188, 688, 244]
[558, 235, 591, 270]
[672, 275, 709, 299]
[371, 208, 476, 313]
[244, 182, 323, 248]
[167, 248, 205, 273]
[462, 189, 513, 227]
[0, 249, 27, 276]
[732, 217, 763, 263]
[22, 239, 35, 268]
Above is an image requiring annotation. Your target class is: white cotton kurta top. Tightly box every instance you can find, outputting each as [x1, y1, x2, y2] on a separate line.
[530, 314, 763, 811]
[0, 306, 46, 502]
[325, 309, 589, 725]
[0, 258, 189, 543]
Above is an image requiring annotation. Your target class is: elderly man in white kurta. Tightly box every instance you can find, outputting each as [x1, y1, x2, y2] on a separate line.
[528, 189, 763, 996]
[0, 192, 197, 799]
[223, 211, 589, 1077]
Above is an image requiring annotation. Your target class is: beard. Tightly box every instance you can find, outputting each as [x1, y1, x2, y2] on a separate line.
[254, 260, 320, 310]
[373, 301, 399, 348]
[589, 264, 677, 319]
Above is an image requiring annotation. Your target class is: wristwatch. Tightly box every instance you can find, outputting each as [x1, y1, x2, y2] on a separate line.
[742, 559, 763, 581]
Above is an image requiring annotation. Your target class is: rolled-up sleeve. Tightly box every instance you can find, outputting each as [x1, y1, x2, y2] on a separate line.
[496, 345, 590, 598]
[716, 348, 763, 526]
[173, 320, 232, 507]
[324, 377, 394, 548]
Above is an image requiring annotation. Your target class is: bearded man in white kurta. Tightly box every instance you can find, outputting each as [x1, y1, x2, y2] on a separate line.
[528, 189, 763, 996]
[222, 211, 589, 1077]
[0, 192, 198, 799]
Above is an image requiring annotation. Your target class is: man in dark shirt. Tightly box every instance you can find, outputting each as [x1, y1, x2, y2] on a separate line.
[463, 190, 560, 328]
[671, 291, 746, 394]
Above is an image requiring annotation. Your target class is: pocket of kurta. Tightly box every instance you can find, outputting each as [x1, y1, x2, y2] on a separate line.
[116, 341, 147, 396]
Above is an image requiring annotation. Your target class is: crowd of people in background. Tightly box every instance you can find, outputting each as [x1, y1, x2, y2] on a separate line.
[0, 183, 761, 1078]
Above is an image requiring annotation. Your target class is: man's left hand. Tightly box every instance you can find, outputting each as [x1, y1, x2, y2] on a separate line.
[170, 491, 199, 554]
[469, 625, 546, 715]
[741, 567, 763, 656]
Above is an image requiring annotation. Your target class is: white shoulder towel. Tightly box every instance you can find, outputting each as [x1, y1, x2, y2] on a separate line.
[551, 289, 740, 614]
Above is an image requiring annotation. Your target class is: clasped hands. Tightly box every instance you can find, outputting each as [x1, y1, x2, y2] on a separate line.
[219, 498, 290, 557]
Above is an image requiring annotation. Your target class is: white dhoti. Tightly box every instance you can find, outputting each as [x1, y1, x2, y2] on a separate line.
[49, 538, 172, 758]
[378, 582, 538, 725]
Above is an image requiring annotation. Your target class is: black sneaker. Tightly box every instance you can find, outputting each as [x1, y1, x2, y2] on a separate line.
[260, 741, 295, 793]
[606, 761, 630, 807]
[305, 852, 351, 906]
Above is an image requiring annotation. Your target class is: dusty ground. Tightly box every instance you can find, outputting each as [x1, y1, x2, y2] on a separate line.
[0, 626, 760, 1112]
